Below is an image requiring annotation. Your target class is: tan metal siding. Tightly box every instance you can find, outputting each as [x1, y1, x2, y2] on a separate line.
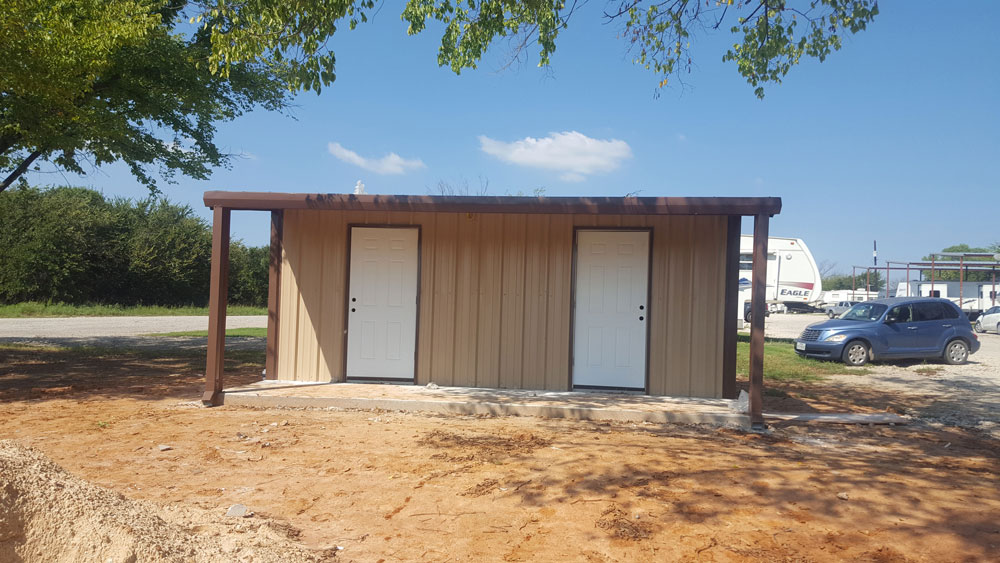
[544, 215, 573, 390]
[475, 214, 503, 388]
[276, 211, 729, 397]
[499, 214, 526, 389]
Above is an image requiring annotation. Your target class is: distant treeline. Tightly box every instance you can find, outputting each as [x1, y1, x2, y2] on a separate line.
[0, 186, 268, 307]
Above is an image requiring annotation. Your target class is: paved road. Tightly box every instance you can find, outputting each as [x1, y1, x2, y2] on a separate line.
[0, 315, 266, 338]
[0, 316, 267, 351]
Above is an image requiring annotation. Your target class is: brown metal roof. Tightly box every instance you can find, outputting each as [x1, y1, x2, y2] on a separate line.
[203, 191, 781, 216]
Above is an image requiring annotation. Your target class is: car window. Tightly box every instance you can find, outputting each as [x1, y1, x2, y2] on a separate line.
[943, 303, 961, 319]
[842, 302, 888, 321]
[913, 302, 944, 322]
[888, 305, 913, 323]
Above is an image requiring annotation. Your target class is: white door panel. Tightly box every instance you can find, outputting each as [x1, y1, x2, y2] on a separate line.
[573, 230, 649, 389]
[347, 227, 418, 380]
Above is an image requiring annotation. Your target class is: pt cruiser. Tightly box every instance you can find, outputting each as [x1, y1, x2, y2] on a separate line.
[794, 297, 979, 366]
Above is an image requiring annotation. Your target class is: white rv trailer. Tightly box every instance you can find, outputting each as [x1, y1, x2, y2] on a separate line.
[894, 280, 1000, 315]
[736, 235, 823, 320]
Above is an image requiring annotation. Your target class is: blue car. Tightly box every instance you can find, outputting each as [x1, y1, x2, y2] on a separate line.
[794, 297, 980, 366]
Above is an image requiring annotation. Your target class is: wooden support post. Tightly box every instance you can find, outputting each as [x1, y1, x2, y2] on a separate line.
[265, 210, 283, 380]
[749, 213, 769, 430]
[722, 216, 741, 399]
[203, 206, 231, 406]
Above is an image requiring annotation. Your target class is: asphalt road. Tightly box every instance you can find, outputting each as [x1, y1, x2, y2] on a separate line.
[0, 316, 267, 351]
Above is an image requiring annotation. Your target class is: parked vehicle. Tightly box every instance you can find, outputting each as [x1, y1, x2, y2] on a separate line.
[736, 235, 823, 322]
[743, 301, 771, 323]
[794, 297, 980, 366]
[824, 301, 859, 318]
[822, 290, 879, 303]
[975, 306, 1000, 333]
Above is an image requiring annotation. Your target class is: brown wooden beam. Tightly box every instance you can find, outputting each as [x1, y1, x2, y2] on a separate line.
[748, 213, 770, 429]
[203, 206, 231, 406]
[204, 191, 782, 217]
[265, 210, 283, 380]
[721, 215, 740, 399]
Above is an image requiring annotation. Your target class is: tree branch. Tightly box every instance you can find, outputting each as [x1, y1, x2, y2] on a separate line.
[1, 150, 42, 193]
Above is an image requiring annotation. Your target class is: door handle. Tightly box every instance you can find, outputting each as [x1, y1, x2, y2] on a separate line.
[942, 324, 952, 328]
[907, 326, 918, 330]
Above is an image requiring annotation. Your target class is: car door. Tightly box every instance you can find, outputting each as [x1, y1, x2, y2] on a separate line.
[911, 301, 954, 354]
[880, 304, 920, 357]
[985, 307, 1000, 331]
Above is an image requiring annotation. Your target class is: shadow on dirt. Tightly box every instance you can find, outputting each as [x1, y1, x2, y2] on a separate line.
[413, 419, 999, 558]
[0, 345, 262, 402]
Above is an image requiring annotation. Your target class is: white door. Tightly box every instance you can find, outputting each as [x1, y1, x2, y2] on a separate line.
[347, 227, 419, 380]
[572, 230, 649, 390]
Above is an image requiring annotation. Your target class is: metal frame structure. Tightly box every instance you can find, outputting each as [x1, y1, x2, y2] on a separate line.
[201, 192, 781, 429]
[850, 254, 1000, 308]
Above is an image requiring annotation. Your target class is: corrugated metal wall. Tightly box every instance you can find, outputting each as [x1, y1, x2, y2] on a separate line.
[276, 210, 728, 398]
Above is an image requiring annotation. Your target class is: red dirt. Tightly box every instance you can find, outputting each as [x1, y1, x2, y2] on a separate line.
[1, 347, 998, 561]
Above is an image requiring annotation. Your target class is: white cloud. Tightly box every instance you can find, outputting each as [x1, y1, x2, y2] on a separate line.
[478, 131, 632, 182]
[327, 142, 425, 175]
[676, 133, 687, 142]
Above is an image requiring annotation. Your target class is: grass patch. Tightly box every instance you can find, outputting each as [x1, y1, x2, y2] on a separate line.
[914, 365, 943, 376]
[737, 340, 870, 383]
[150, 327, 268, 338]
[0, 302, 266, 318]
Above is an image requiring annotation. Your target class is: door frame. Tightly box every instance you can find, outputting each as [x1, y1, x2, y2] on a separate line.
[341, 224, 423, 383]
[568, 226, 654, 393]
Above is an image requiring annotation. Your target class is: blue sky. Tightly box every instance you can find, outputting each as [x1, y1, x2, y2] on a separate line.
[29, 1, 1000, 273]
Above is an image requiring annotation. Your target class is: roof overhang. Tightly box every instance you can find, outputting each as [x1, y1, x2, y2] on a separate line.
[204, 191, 781, 216]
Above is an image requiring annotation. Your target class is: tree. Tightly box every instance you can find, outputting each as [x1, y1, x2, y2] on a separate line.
[0, 185, 269, 306]
[201, 0, 878, 98]
[0, 186, 119, 303]
[823, 270, 882, 292]
[0, 0, 291, 192]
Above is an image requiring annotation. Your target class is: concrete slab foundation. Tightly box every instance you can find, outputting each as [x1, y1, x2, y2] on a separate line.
[220, 381, 751, 428]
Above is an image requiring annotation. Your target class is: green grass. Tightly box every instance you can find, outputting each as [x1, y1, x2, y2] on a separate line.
[151, 327, 268, 338]
[736, 337, 870, 383]
[0, 302, 267, 318]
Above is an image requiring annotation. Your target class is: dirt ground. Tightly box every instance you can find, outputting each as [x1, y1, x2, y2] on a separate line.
[1, 347, 999, 562]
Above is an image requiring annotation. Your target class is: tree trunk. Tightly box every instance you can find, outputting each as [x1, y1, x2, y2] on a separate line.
[1, 150, 42, 193]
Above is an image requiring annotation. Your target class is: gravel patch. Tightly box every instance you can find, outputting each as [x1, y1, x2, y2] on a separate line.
[762, 313, 1000, 437]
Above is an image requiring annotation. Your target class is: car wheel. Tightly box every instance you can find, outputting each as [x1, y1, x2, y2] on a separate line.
[828, 311, 835, 318]
[974, 320, 984, 333]
[744, 311, 751, 323]
[944, 340, 969, 365]
[841, 341, 870, 367]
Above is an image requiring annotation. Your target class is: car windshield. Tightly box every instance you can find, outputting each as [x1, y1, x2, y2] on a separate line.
[840, 302, 888, 321]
